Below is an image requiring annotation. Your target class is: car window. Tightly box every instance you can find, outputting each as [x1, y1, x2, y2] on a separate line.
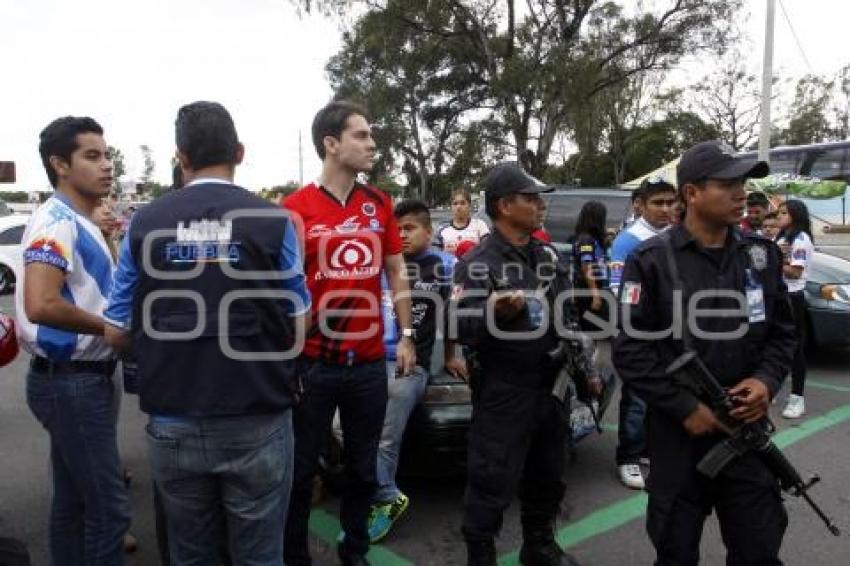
[543, 193, 630, 244]
[808, 252, 850, 284]
[0, 224, 24, 245]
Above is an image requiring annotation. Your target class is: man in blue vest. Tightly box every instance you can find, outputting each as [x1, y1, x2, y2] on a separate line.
[104, 101, 310, 565]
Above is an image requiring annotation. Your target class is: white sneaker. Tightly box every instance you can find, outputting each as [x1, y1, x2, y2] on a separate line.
[618, 463, 645, 490]
[782, 394, 805, 419]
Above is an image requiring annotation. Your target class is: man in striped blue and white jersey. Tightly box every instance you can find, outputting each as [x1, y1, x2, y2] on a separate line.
[608, 176, 678, 491]
[15, 116, 130, 565]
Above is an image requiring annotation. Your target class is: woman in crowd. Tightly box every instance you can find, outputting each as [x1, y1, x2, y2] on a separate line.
[775, 199, 815, 419]
[434, 188, 489, 254]
[571, 201, 609, 327]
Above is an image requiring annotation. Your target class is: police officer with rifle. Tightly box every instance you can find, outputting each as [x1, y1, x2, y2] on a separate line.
[614, 141, 839, 566]
[451, 162, 601, 566]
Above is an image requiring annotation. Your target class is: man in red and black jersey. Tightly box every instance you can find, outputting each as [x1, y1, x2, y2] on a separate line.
[282, 101, 414, 566]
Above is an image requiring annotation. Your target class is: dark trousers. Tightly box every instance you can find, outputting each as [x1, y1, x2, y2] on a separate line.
[616, 382, 647, 465]
[462, 374, 569, 543]
[789, 291, 807, 395]
[284, 359, 388, 565]
[645, 411, 787, 566]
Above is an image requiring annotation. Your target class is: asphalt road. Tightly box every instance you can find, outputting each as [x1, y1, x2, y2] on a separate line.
[1, 293, 849, 565]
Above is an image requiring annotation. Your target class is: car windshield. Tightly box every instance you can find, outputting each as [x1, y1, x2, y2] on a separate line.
[809, 252, 850, 284]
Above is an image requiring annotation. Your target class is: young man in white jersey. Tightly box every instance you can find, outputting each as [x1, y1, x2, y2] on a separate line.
[16, 117, 130, 564]
[608, 177, 677, 490]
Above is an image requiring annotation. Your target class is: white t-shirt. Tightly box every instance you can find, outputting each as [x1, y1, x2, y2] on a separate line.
[14, 196, 115, 361]
[434, 218, 490, 254]
[776, 231, 814, 293]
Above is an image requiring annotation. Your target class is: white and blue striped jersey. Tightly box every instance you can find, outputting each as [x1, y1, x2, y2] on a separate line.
[15, 195, 115, 361]
[609, 218, 668, 296]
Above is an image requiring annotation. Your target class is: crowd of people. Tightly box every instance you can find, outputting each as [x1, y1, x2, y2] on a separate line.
[2, 97, 814, 566]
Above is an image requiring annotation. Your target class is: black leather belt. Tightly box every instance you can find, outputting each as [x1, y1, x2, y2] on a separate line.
[30, 356, 117, 375]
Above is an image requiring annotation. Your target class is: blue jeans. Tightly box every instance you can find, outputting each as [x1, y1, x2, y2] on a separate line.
[147, 411, 293, 566]
[26, 367, 131, 566]
[374, 363, 428, 503]
[284, 358, 388, 564]
[616, 382, 647, 465]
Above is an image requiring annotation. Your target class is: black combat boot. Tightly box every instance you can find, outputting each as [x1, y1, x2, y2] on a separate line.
[519, 524, 580, 566]
[466, 539, 497, 566]
[337, 543, 370, 566]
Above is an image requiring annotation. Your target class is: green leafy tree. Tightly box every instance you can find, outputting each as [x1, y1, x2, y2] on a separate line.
[260, 182, 301, 201]
[140, 144, 155, 187]
[689, 53, 767, 151]
[778, 75, 835, 146]
[108, 145, 126, 194]
[831, 64, 850, 140]
[0, 191, 30, 203]
[298, 0, 740, 180]
[327, 1, 493, 204]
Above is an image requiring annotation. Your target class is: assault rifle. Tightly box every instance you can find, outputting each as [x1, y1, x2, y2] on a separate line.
[549, 331, 605, 432]
[666, 350, 840, 536]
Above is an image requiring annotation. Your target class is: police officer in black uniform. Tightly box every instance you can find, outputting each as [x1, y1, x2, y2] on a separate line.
[613, 141, 796, 565]
[452, 162, 595, 566]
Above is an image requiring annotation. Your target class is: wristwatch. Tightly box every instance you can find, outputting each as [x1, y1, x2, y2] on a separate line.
[401, 328, 416, 339]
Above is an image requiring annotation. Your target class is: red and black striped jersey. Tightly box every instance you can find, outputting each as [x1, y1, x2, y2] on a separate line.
[283, 182, 402, 364]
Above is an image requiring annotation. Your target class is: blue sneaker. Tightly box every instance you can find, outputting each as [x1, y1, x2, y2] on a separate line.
[367, 493, 409, 543]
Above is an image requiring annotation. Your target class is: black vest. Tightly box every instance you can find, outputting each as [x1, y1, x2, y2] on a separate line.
[129, 182, 298, 416]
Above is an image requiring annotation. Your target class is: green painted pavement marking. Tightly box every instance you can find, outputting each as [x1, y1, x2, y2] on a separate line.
[309, 508, 413, 566]
[807, 379, 850, 394]
[772, 403, 850, 448]
[498, 404, 850, 565]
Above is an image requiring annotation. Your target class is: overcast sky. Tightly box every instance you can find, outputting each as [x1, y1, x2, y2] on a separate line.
[1, 0, 848, 193]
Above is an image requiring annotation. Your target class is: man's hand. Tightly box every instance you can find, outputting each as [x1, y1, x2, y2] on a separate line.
[104, 323, 131, 353]
[683, 403, 731, 436]
[488, 290, 525, 320]
[728, 377, 771, 423]
[395, 336, 416, 377]
[445, 355, 469, 382]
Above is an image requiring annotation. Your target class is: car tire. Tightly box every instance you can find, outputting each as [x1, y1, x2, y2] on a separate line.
[0, 265, 14, 294]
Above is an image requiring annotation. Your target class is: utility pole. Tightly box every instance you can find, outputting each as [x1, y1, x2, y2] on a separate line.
[298, 130, 304, 186]
[758, 0, 776, 164]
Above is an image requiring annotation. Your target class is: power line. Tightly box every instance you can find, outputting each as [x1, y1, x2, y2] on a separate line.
[777, 0, 815, 75]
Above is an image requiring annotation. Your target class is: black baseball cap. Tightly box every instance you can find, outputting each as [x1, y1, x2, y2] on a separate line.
[484, 161, 552, 203]
[676, 141, 769, 188]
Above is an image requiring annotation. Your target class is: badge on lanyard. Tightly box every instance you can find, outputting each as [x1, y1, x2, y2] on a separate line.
[745, 268, 766, 323]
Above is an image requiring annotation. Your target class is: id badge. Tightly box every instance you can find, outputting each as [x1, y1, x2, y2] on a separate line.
[747, 286, 766, 323]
